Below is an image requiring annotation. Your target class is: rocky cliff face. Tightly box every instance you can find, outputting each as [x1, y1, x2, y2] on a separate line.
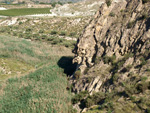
[71, 0, 150, 112]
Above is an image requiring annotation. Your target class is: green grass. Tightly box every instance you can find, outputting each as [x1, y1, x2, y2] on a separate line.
[0, 35, 73, 113]
[0, 65, 71, 113]
[0, 58, 33, 80]
[0, 3, 23, 6]
[0, 8, 51, 16]
[0, 25, 77, 48]
[0, 35, 72, 66]
[0, 16, 90, 40]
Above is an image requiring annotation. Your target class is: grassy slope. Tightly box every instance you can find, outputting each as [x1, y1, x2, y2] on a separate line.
[0, 35, 73, 113]
[0, 16, 90, 39]
[0, 16, 89, 48]
[0, 8, 51, 16]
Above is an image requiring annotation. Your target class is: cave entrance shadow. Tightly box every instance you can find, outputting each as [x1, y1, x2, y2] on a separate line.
[57, 56, 77, 76]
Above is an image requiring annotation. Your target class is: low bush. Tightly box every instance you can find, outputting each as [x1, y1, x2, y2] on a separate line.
[32, 34, 39, 38]
[106, 0, 111, 7]
[74, 70, 81, 79]
[111, 60, 125, 73]
[124, 84, 137, 96]
[146, 69, 150, 72]
[84, 92, 105, 108]
[141, 76, 148, 81]
[130, 96, 136, 102]
[136, 82, 149, 93]
[39, 29, 44, 33]
[69, 32, 76, 37]
[25, 34, 31, 39]
[26, 28, 32, 32]
[109, 12, 115, 17]
[41, 35, 47, 39]
[146, 108, 150, 113]
[103, 56, 111, 64]
[18, 33, 23, 38]
[120, 9, 124, 13]
[50, 30, 58, 35]
[59, 31, 66, 36]
[13, 32, 17, 36]
[47, 37, 55, 41]
[72, 91, 88, 104]
[112, 73, 119, 83]
[84, 97, 95, 108]
[140, 56, 147, 66]
[124, 53, 134, 59]
[51, 38, 60, 45]
[127, 21, 135, 29]
[103, 55, 116, 64]
[111, 53, 133, 73]
[86, 77, 93, 83]
[19, 22, 23, 25]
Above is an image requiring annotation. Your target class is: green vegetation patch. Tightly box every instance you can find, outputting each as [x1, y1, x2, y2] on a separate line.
[106, 0, 111, 7]
[0, 16, 90, 40]
[0, 58, 33, 80]
[0, 35, 73, 112]
[0, 35, 68, 66]
[0, 8, 51, 16]
[0, 64, 71, 113]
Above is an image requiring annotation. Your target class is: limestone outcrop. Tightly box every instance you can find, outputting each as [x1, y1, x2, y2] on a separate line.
[71, 0, 150, 112]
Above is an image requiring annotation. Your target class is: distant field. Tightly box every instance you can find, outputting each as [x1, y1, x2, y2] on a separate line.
[0, 35, 74, 113]
[0, 8, 51, 16]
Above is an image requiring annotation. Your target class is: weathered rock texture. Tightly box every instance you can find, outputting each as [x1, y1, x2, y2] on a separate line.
[71, 0, 150, 112]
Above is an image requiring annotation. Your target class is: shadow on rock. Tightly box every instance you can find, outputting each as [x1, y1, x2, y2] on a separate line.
[57, 56, 77, 76]
[146, 17, 150, 31]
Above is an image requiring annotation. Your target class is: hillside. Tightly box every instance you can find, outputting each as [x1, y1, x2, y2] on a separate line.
[0, 0, 105, 17]
[0, 0, 83, 3]
[50, 0, 105, 16]
[31, 0, 83, 3]
[0, 35, 75, 112]
[0, 0, 150, 112]
[0, 16, 91, 48]
[71, 0, 150, 112]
